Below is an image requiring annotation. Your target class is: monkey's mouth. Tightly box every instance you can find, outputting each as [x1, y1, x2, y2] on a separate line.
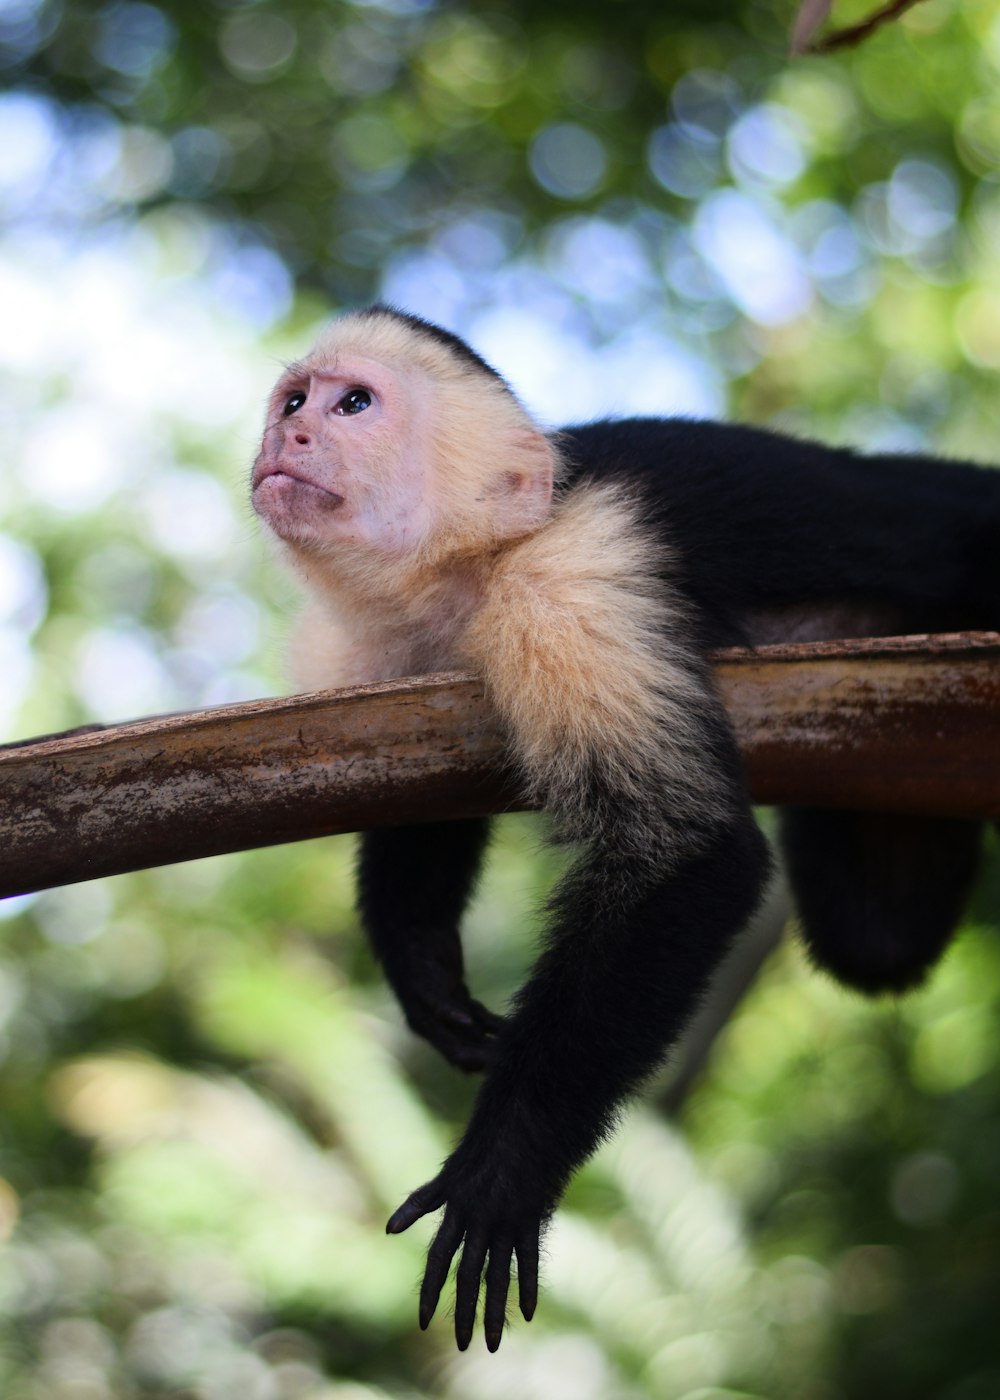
[253, 463, 345, 509]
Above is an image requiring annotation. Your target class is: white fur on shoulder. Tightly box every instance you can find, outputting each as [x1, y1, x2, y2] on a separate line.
[462, 481, 731, 866]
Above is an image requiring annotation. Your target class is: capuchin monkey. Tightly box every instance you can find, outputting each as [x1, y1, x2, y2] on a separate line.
[251, 305, 997, 1351]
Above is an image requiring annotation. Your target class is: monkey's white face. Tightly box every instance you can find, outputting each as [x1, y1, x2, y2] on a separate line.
[252, 351, 436, 558]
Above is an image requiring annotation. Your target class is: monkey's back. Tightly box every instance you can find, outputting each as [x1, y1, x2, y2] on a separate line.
[557, 417, 1000, 646]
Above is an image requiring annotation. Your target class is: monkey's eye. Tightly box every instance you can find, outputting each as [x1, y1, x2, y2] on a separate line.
[282, 391, 306, 417]
[336, 387, 372, 416]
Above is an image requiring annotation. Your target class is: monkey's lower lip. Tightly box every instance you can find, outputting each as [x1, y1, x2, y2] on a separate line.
[255, 471, 345, 508]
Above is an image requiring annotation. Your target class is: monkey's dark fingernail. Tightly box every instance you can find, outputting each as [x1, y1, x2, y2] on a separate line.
[386, 1204, 414, 1234]
[486, 1330, 502, 1352]
[520, 1297, 536, 1321]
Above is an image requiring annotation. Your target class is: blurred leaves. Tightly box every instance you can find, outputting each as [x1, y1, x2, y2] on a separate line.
[4, 0, 993, 303]
[3, 0, 1000, 1396]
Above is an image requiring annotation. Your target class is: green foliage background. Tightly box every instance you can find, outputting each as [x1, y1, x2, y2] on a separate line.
[2, 0, 1000, 1395]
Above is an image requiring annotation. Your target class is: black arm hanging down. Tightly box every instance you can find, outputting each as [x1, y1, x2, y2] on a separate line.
[388, 802, 769, 1350]
[358, 819, 503, 1071]
[386, 646, 771, 1350]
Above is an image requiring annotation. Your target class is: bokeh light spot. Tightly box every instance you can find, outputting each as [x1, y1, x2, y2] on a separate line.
[529, 123, 607, 201]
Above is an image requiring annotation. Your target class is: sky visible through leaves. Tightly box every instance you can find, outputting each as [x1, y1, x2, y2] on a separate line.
[2, 1, 1000, 1396]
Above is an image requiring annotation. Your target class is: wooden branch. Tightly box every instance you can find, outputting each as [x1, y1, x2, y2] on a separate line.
[2, 632, 999, 900]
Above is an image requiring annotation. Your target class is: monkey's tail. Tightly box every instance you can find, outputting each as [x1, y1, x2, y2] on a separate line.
[779, 809, 982, 994]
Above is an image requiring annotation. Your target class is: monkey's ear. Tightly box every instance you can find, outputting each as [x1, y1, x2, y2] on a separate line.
[500, 432, 555, 521]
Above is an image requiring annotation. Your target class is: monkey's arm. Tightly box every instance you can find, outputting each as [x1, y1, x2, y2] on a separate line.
[358, 821, 503, 1072]
[291, 607, 502, 1069]
[388, 779, 768, 1349]
[386, 483, 770, 1348]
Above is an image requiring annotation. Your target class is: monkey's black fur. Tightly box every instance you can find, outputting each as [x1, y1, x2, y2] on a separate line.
[358, 358, 1000, 1346]
[561, 417, 1000, 647]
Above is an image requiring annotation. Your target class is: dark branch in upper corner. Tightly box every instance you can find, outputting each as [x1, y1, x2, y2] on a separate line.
[791, 0, 929, 56]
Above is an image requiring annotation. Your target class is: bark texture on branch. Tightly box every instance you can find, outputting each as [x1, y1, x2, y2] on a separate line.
[1, 632, 999, 900]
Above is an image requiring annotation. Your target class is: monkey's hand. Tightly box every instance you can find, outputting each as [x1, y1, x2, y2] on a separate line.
[384, 931, 504, 1073]
[386, 1147, 550, 1351]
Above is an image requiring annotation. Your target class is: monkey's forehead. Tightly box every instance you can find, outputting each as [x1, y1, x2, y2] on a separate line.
[306, 306, 517, 397]
[306, 311, 457, 381]
[285, 346, 403, 386]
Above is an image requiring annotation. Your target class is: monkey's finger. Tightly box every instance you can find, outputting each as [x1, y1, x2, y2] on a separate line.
[417, 1017, 495, 1071]
[425, 1013, 492, 1052]
[385, 1178, 447, 1235]
[433, 1001, 477, 1031]
[446, 1041, 495, 1073]
[419, 1207, 463, 1329]
[483, 1239, 513, 1352]
[454, 1229, 489, 1351]
[468, 999, 506, 1035]
[514, 1227, 539, 1321]
[424, 987, 496, 1036]
[403, 1011, 493, 1071]
[428, 987, 501, 1036]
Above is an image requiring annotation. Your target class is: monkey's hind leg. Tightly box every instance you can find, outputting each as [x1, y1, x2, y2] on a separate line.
[780, 809, 983, 994]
